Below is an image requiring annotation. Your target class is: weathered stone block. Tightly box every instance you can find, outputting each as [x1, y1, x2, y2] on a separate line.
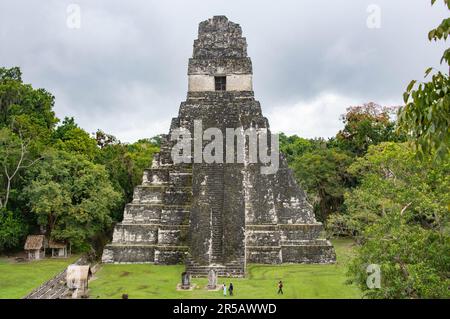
[112, 224, 158, 244]
[102, 245, 156, 263]
[281, 240, 336, 264]
[143, 169, 169, 185]
[280, 223, 324, 241]
[246, 247, 281, 264]
[122, 204, 161, 224]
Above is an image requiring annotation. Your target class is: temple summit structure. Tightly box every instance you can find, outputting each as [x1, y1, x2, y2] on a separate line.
[102, 16, 336, 276]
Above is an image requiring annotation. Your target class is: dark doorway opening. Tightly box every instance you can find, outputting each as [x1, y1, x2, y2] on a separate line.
[215, 76, 226, 91]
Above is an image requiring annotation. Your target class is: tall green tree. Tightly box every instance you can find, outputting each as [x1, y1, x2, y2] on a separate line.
[279, 133, 316, 163]
[292, 148, 354, 222]
[0, 66, 160, 252]
[349, 211, 449, 299]
[333, 103, 402, 156]
[330, 142, 449, 237]
[0, 208, 27, 252]
[0, 128, 42, 209]
[398, 0, 450, 159]
[0, 67, 58, 139]
[54, 117, 99, 160]
[24, 150, 121, 250]
[0, 67, 58, 212]
[344, 142, 449, 298]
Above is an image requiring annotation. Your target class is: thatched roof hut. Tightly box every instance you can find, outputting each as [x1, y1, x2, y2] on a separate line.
[24, 235, 45, 250]
[24, 235, 46, 260]
[49, 240, 69, 258]
[48, 240, 65, 249]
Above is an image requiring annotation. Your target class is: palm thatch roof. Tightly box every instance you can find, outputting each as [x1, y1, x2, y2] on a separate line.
[24, 235, 45, 250]
[48, 240, 66, 249]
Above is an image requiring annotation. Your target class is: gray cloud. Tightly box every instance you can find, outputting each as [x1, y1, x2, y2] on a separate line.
[0, 0, 447, 141]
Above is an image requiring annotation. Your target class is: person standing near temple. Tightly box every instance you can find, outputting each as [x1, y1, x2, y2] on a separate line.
[222, 283, 227, 296]
[277, 281, 283, 295]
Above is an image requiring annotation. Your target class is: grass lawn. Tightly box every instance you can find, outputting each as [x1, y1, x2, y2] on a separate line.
[89, 239, 361, 299]
[0, 255, 79, 299]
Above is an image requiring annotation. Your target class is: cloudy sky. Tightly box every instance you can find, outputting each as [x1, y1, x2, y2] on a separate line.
[0, 0, 448, 142]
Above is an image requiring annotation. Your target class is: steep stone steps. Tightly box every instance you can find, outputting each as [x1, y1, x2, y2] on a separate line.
[185, 262, 245, 278]
[103, 147, 192, 264]
[210, 209, 223, 263]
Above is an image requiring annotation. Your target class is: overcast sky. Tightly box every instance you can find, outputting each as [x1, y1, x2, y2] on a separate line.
[0, 0, 448, 142]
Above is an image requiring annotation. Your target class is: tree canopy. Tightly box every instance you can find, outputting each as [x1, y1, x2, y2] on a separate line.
[398, 0, 450, 160]
[24, 150, 122, 249]
[0, 67, 159, 254]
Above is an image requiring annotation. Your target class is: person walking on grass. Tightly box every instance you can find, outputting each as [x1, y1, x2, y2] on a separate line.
[277, 281, 283, 295]
[223, 283, 227, 296]
[229, 283, 234, 296]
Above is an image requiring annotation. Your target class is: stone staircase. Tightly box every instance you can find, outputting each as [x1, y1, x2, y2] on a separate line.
[24, 258, 84, 299]
[210, 209, 223, 263]
[102, 142, 193, 264]
[185, 259, 245, 278]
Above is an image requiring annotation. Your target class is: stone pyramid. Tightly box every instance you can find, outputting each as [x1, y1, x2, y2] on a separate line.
[102, 16, 336, 276]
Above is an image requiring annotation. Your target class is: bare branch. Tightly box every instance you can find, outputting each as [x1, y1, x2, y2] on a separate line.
[3, 163, 10, 180]
[20, 156, 43, 169]
[1, 126, 37, 208]
[9, 137, 26, 181]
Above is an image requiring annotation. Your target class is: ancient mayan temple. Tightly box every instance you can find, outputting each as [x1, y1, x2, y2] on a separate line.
[102, 16, 336, 276]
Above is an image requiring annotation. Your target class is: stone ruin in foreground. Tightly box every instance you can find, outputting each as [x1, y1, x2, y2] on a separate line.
[102, 16, 336, 276]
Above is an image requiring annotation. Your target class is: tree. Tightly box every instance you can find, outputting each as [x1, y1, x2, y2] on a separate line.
[53, 117, 78, 140]
[149, 134, 164, 148]
[54, 117, 99, 160]
[94, 129, 119, 149]
[333, 103, 402, 156]
[0, 66, 159, 252]
[0, 67, 58, 213]
[279, 133, 316, 163]
[0, 208, 27, 252]
[292, 148, 354, 222]
[398, 0, 450, 159]
[0, 67, 58, 135]
[343, 142, 449, 298]
[329, 142, 449, 238]
[0, 127, 42, 209]
[24, 150, 121, 250]
[348, 210, 450, 299]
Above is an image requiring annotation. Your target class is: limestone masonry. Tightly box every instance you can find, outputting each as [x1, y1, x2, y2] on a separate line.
[102, 16, 336, 276]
